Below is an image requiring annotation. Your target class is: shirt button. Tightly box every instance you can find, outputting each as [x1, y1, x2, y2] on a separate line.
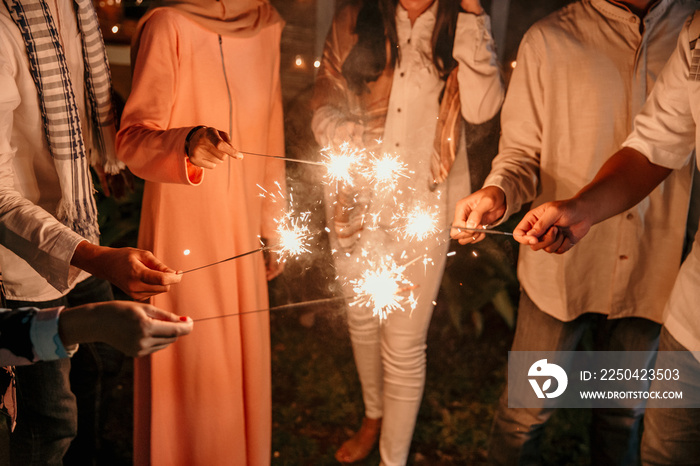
[619, 255, 629, 260]
[397, 108, 401, 113]
[407, 38, 411, 44]
[395, 142, 400, 147]
[629, 16, 636, 23]
[626, 213, 634, 220]
[400, 72, 405, 77]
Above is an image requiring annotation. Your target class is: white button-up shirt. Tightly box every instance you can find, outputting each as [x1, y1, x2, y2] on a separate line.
[624, 10, 700, 352]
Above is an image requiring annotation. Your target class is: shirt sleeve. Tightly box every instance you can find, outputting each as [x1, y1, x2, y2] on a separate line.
[0, 37, 86, 292]
[483, 29, 543, 222]
[116, 10, 204, 186]
[453, 12, 504, 124]
[0, 306, 75, 366]
[623, 16, 696, 169]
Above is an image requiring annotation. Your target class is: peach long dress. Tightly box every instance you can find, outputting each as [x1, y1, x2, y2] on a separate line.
[116, 8, 285, 466]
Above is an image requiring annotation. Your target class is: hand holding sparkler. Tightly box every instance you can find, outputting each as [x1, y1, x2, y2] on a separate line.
[185, 126, 242, 169]
[451, 186, 507, 244]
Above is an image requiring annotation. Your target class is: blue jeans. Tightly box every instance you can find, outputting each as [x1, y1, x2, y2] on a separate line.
[8, 276, 125, 466]
[641, 327, 700, 466]
[488, 291, 661, 466]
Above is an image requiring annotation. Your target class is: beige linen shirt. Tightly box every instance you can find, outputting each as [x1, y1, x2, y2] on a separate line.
[0, 0, 90, 300]
[485, 0, 697, 322]
[623, 11, 700, 352]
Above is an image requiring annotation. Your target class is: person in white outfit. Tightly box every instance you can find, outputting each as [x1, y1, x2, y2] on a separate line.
[311, 0, 503, 463]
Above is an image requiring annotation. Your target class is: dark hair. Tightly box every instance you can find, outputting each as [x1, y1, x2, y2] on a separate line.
[342, 0, 460, 94]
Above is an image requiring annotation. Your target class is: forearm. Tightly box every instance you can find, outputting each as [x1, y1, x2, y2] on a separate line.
[57, 304, 97, 348]
[574, 147, 672, 225]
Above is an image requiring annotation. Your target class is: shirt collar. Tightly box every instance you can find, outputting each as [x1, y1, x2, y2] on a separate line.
[592, 0, 672, 26]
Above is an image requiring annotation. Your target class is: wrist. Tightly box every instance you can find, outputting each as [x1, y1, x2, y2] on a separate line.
[184, 126, 206, 158]
[59, 304, 97, 348]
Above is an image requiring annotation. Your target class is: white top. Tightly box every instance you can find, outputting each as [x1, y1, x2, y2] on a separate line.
[377, 3, 502, 237]
[0, 0, 90, 300]
[484, 0, 697, 322]
[623, 10, 700, 353]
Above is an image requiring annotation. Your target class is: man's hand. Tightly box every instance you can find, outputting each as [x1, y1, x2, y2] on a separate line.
[186, 127, 241, 169]
[513, 198, 593, 254]
[451, 186, 506, 244]
[71, 241, 181, 300]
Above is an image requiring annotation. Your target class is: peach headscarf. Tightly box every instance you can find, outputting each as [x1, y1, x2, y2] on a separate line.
[131, 0, 282, 61]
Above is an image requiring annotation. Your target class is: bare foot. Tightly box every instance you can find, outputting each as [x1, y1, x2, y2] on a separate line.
[335, 417, 382, 463]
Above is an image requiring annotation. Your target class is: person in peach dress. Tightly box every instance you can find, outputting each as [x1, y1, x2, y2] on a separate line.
[116, 1, 285, 464]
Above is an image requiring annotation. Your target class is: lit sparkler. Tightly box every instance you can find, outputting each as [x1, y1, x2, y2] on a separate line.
[399, 205, 440, 241]
[273, 211, 313, 260]
[348, 255, 417, 321]
[321, 142, 366, 186]
[367, 153, 410, 192]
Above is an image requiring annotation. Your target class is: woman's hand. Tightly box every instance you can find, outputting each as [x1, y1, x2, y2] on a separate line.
[186, 126, 242, 169]
[460, 0, 484, 15]
[59, 301, 193, 357]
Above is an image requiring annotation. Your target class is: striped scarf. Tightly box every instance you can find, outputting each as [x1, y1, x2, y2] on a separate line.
[3, 0, 123, 242]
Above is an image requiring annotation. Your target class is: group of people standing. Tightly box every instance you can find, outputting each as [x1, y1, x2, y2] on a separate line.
[0, 0, 699, 466]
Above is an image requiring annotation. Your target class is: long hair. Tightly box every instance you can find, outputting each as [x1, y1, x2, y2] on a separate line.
[342, 0, 460, 94]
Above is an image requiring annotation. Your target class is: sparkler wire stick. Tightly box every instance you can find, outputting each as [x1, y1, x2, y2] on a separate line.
[192, 296, 348, 322]
[178, 247, 267, 275]
[449, 226, 514, 236]
[239, 150, 325, 166]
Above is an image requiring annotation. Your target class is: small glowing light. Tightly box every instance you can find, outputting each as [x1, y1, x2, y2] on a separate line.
[432, 301, 437, 306]
[313, 59, 321, 68]
[294, 55, 304, 68]
[472, 251, 478, 257]
[183, 249, 191, 256]
[447, 251, 456, 257]
[510, 60, 517, 69]
[111, 25, 120, 34]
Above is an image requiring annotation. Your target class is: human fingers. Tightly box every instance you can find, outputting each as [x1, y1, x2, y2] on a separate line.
[136, 251, 181, 283]
[216, 131, 242, 160]
[555, 236, 577, 254]
[531, 227, 564, 253]
[513, 204, 556, 245]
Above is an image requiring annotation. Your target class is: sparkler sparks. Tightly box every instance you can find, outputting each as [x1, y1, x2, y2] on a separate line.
[367, 153, 410, 191]
[274, 211, 312, 259]
[400, 205, 440, 241]
[349, 255, 417, 321]
[321, 142, 366, 186]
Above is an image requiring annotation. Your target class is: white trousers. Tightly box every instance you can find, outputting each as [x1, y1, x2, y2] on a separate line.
[336, 237, 449, 466]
